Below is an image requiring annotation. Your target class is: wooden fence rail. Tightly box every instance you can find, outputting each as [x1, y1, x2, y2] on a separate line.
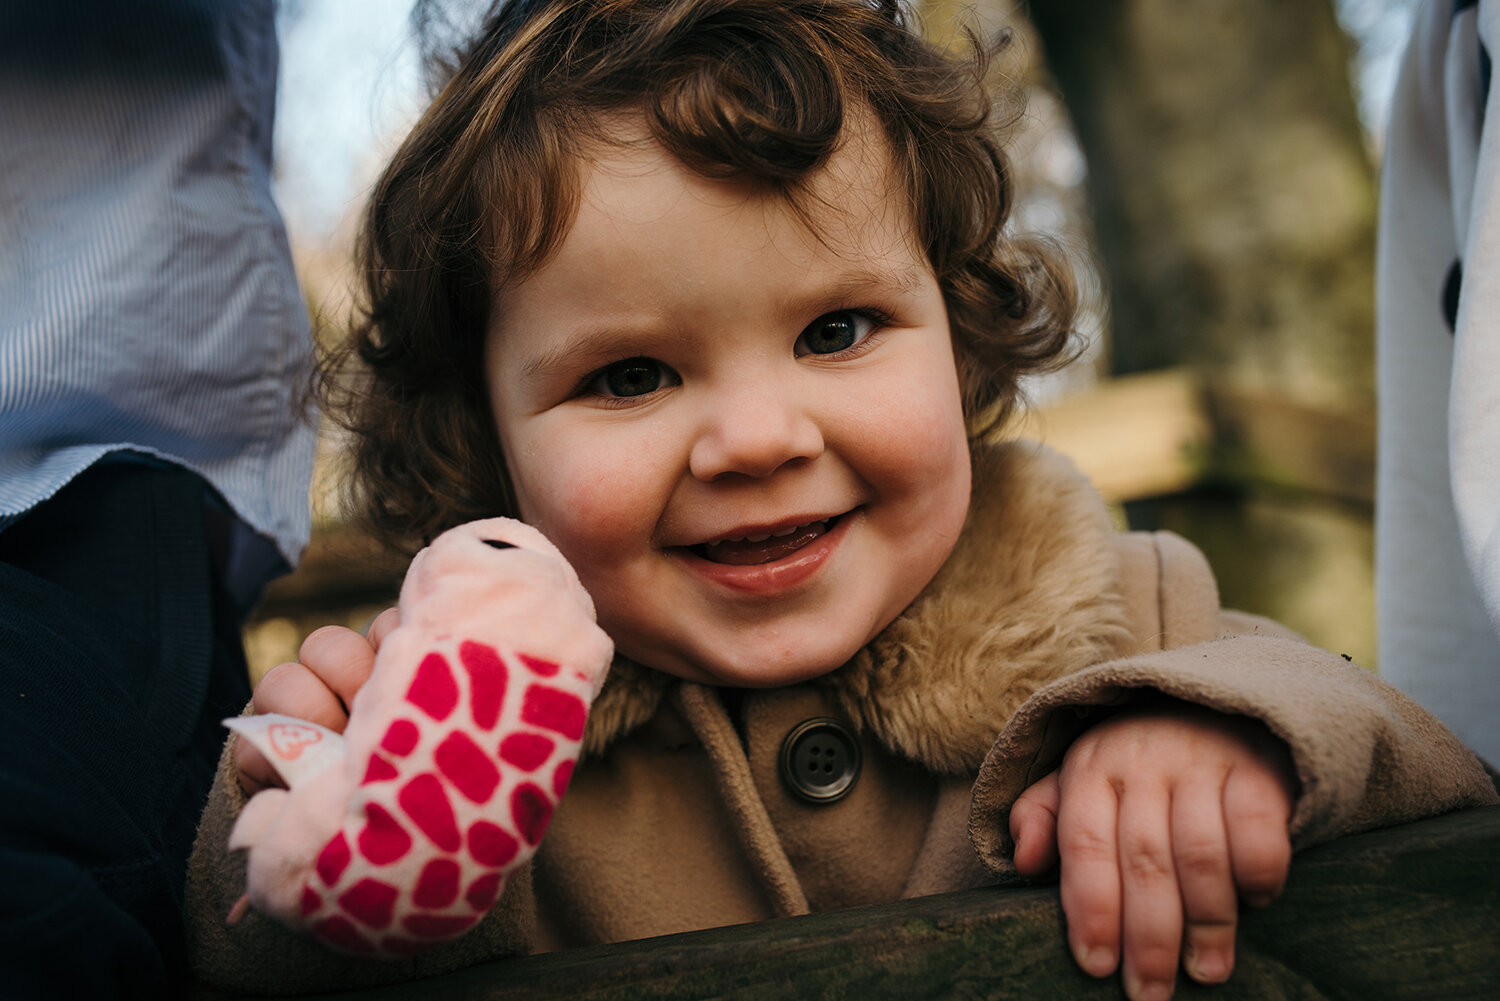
[243, 805, 1499, 1001]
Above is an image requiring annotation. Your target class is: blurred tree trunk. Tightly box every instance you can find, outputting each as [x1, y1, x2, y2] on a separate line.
[1028, 0, 1376, 405]
[1026, 0, 1380, 664]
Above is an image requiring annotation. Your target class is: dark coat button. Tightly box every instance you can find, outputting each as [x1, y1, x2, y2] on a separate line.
[779, 717, 861, 804]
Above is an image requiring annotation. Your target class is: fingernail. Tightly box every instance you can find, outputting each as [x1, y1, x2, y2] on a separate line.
[1072, 944, 1114, 978]
[1124, 972, 1174, 1001]
[1184, 944, 1229, 983]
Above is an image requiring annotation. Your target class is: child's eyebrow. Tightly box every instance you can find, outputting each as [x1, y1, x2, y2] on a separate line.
[812, 263, 929, 304]
[517, 327, 666, 382]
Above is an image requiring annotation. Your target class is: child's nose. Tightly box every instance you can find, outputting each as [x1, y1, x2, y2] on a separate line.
[687, 381, 825, 481]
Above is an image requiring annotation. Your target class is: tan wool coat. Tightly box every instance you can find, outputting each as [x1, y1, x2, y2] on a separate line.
[187, 442, 1499, 996]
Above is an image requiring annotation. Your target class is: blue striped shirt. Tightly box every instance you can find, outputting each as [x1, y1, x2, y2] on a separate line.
[0, 0, 315, 570]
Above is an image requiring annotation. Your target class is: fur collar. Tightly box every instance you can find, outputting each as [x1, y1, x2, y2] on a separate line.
[581, 441, 1129, 774]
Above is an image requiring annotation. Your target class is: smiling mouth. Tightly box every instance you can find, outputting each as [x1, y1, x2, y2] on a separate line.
[692, 517, 836, 566]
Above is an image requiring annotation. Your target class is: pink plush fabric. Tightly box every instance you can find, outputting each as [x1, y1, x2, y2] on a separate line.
[226, 518, 614, 956]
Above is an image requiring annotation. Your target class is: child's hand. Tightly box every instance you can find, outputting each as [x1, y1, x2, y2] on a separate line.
[234, 611, 399, 795]
[1009, 703, 1296, 1001]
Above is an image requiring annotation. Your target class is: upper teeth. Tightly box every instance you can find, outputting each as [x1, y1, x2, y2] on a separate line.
[721, 520, 823, 544]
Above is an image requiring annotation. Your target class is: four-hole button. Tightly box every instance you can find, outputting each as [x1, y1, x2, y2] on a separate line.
[779, 717, 861, 804]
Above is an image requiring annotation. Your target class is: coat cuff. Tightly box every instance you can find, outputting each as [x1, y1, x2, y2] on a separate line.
[967, 635, 1499, 875]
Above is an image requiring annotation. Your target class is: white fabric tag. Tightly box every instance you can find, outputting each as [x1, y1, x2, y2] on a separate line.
[224, 713, 347, 787]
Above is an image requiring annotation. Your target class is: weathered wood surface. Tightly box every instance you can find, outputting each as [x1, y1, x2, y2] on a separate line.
[1006, 369, 1212, 505]
[279, 805, 1498, 1001]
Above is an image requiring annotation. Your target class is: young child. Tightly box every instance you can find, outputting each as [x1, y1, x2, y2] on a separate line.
[187, 1, 1498, 998]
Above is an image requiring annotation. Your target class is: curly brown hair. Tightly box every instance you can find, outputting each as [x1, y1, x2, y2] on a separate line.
[325, 0, 1078, 554]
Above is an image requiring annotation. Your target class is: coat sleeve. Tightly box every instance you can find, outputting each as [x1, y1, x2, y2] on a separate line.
[967, 538, 1500, 875]
[186, 728, 538, 996]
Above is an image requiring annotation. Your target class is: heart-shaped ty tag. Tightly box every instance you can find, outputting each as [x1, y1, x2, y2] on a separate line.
[226, 713, 348, 787]
[268, 722, 324, 760]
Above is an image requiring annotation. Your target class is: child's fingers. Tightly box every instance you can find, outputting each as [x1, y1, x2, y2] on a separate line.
[235, 739, 282, 796]
[1223, 762, 1293, 907]
[236, 660, 352, 793]
[297, 624, 378, 712]
[254, 656, 353, 732]
[365, 606, 400, 651]
[1056, 776, 1123, 979]
[1010, 771, 1061, 877]
[1171, 778, 1238, 985]
[1115, 785, 1181, 1001]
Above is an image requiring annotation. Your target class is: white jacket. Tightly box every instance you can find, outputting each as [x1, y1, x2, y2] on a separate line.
[1377, 0, 1500, 762]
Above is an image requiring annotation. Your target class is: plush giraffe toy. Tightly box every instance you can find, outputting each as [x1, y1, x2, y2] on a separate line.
[225, 518, 614, 956]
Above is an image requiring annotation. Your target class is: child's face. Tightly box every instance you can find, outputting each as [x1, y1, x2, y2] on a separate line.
[485, 117, 972, 687]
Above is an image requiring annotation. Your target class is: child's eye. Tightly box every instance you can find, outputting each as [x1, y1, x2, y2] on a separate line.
[794, 310, 881, 356]
[586, 357, 678, 399]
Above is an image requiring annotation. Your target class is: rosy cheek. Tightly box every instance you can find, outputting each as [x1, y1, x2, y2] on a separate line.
[903, 406, 965, 464]
[859, 394, 967, 489]
[514, 456, 655, 571]
[552, 482, 640, 551]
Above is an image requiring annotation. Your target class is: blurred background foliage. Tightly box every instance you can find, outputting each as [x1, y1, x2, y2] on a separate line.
[247, 0, 1420, 682]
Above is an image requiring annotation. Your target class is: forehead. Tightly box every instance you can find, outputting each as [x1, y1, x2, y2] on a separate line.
[564, 110, 919, 271]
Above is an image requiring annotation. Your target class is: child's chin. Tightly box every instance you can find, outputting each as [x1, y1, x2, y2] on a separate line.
[623, 627, 869, 688]
[693, 649, 855, 689]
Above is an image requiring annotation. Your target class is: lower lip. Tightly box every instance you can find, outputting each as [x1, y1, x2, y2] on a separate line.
[672, 515, 853, 595]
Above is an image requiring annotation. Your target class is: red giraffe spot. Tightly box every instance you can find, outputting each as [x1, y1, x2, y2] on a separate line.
[465, 872, 503, 911]
[339, 878, 399, 929]
[358, 803, 412, 865]
[521, 684, 587, 740]
[499, 732, 554, 772]
[362, 755, 399, 784]
[316, 832, 351, 886]
[380, 719, 420, 756]
[313, 915, 375, 953]
[413, 858, 461, 909]
[434, 730, 500, 804]
[512, 783, 553, 846]
[552, 759, 575, 799]
[300, 886, 323, 917]
[406, 652, 459, 721]
[518, 652, 559, 677]
[398, 773, 461, 852]
[467, 820, 519, 868]
[403, 913, 478, 939]
[459, 641, 508, 730]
